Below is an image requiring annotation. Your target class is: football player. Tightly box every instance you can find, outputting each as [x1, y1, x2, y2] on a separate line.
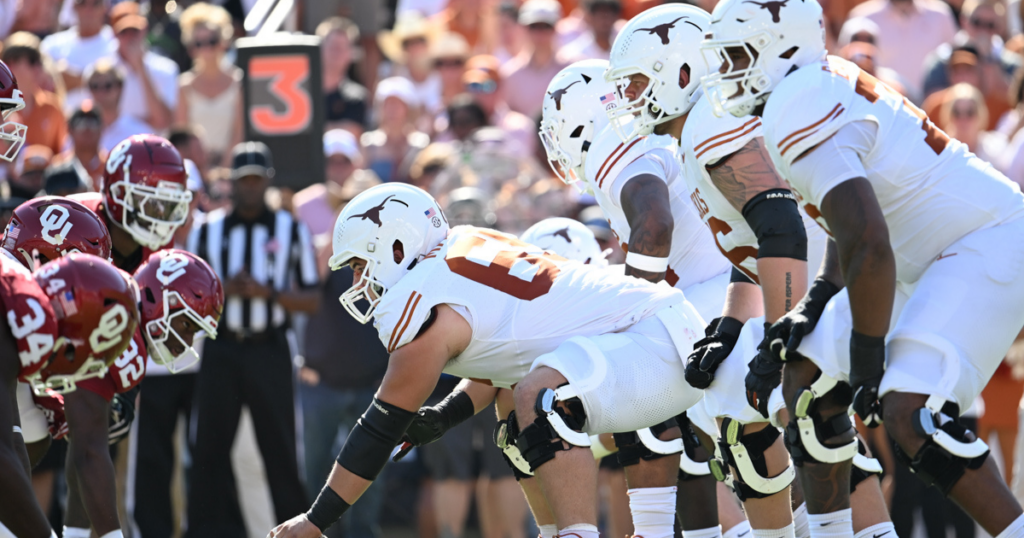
[0, 59, 27, 161]
[0, 252, 138, 538]
[519, 218, 610, 268]
[270, 183, 708, 538]
[703, 1, 1024, 537]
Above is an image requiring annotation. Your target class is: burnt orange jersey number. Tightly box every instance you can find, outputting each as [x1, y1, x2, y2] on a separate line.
[446, 230, 563, 300]
[249, 55, 312, 135]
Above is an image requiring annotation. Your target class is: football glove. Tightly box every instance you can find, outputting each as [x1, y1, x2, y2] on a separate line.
[850, 331, 885, 428]
[108, 387, 139, 445]
[685, 317, 744, 389]
[767, 277, 841, 362]
[392, 390, 475, 462]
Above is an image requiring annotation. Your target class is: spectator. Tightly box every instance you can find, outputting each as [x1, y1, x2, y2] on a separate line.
[848, 0, 958, 99]
[41, 0, 116, 113]
[431, 0, 498, 53]
[185, 142, 319, 538]
[935, 83, 1006, 167]
[923, 48, 1010, 131]
[379, 13, 442, 115]
[85, 58, 154, 152]
[293, 129, 368, 237]
[444, 95, 488, 142]
[556, 0, 622, 63]
[1000, 66, 1024, 138]
[500, 0, 567, 119]
[836, 16, 881, 48]
[463, 55, 535, 158]
[11, 0, 61, 37]
[431, 32, 471, 113]
[9, 144, 52, 199]
[42, 161, 89, 196]
[408, 142, 456, 191]
[175, 2, 242, 168]
[168, 127, 210, 180]
[318, 17, 369, 135]
[493, 2, 526, 66]
[839, 41, 907, 96]
[922, 0, 1020, 100]
[107, 1, 178, 131]
[2, 33, 67, 155]
[54, 105, 105, 188]
[361, 77, 429, 182]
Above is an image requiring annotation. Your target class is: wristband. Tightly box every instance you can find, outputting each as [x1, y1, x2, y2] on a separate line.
[306, 484, 351, 532]
[625, 251, 669, 273]
[437, 390, 476, 430]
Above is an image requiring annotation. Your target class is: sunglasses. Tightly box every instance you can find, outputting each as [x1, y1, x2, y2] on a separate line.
[435, 59, 465, 68]
[89, 80, 119, 92]
[971, 17, 997, 30]
[190, 36, 221, 49]
[952, 106, 978, 118]
[467, 80, 497, 94]
[527, 23, 555, 32]
[402, 37, 427, 49]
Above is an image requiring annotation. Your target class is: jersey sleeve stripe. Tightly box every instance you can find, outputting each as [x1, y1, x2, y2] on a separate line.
[694, 123, 762, 160]
[779, 106, 845, 157]
[388, 291, 419, 352]
[390, 292, 423, 352]
[693, 117, 761, 152]
[777, 103, 843, 149]
[598, 137, 645, 188]
[595, 141, 625, 185]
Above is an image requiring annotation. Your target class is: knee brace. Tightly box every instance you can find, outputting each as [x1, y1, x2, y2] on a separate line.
[710, 418, 795, 501]
[784, 374, 858, 466]
[494, 411, 533, 480]
[893, 395, 989, 495]
[678, 413, 712, 481]
[850, 436, 883, 493]
[613, 417, 682, 467]
[514, 385, 590, 472]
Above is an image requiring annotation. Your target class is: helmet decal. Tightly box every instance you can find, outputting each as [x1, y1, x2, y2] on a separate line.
[155, 252, 189, 285]
[89, 303, 130, 353]
[547, 228, 573, 243]
[39, 205, 73, 246]
[347, 195, 410, 227]
[547, 81, 581, 110]
[743, 0, 790, 23]
[632, 16, 702, 44]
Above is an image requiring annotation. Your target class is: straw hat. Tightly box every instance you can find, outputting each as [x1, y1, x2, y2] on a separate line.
[378, 13, 440, 64]
[429, 32, 470, 61]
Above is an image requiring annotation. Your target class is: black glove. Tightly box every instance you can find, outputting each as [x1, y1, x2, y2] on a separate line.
[767, 277, 841, 362]
[849, 331, 885, 428]
[745, 325, 783, 419]
[392, 390, 475, 462]
[685, 317, 744, 389]
[108, 387, 139, 445]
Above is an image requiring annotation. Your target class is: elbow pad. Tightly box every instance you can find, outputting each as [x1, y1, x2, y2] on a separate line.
[337, 398, 417, 480]
[742, 189, 808, 260]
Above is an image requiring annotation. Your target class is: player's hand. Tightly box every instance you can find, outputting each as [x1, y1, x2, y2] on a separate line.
[767, 277, 840, 362]
[745, 337, 782, 419]
[108, 391, 136, 445]
[685, 317, 743, 389]
[849, 331, 885, 428]
[33, 390, 68, 440]
[391, 406, 447, 462]
[268, 514, 323, 538]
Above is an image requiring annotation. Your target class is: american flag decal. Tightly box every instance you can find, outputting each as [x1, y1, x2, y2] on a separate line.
[599, 92, 615, 103]
[424, 207, 437, 219]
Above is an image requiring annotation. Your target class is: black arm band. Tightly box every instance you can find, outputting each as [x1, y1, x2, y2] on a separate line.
[437, 390, 476, 431]
[742, 188, 808, 260]
[730, 266, 755, 284]
[306, 484, 351, 532]
[337, 398, 417, 480]
[805, 277, 841, 310]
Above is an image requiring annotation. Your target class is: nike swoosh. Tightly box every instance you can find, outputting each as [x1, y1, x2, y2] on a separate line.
[819, 522, 833, 527]
[873, 532, 891, 538]
[737, 532, 750, 537]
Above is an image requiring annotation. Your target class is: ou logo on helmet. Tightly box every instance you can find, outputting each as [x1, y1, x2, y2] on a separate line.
[156, 253, 189, 285]
[90, 304, 130, 353]
[40, 205, 73, 246]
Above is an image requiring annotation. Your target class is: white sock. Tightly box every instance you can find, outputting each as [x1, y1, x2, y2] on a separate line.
[996, 513, 1024, 538]
[807, 509, 853, 538]
[753, 523, 796, 538]
[685, 525, 725, 538]
[628, 486, 678, 538]
[540, 524, 559, 538]
[558, 523, 599, 538]
[63, 528, 90, 538]
[793, 504, 809, 538]
[724, 521, 751, 538]
[853, 522, 896, 538]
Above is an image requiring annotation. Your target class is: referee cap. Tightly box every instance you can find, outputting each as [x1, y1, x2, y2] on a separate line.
[231, 141, 275, 180]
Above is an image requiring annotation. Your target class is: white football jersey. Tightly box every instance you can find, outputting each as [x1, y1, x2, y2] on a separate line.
[680, 96, 828, 284]
[582, 126, 731, 290]
[762, 56, 1024, 283]
[372, 226, 686, 389]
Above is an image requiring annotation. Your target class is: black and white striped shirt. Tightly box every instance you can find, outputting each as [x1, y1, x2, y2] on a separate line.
[187, 207, 319, 334]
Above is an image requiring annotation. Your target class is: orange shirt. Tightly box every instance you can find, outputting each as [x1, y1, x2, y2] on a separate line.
[19, 91, 67, 156]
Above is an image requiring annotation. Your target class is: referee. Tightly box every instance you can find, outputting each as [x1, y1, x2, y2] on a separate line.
[185, 142, 320, 537]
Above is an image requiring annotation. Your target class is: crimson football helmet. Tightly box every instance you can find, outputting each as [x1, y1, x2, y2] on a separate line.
[133, 249, 223, 373]
[29, 253, 140, 395]
[3, 196, 113, 270]
[101, 135, 192, 250]
[0, 60, 26, 162]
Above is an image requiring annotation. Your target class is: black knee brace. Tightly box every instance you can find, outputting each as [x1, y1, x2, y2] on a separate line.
[494, 411, 533, 480]
[677, 413, 712, 481]
[613, 417, 681, 467]
[784, 375, 858, 466]
[514, 388, 589, 472]
[712, 419, 793, 501]
[892, 398, 989, 496]
[850, 436, 883, 493]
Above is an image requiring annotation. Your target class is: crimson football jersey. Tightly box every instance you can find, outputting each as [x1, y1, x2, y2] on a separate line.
[0, 251, 60, 382]
[75, 329, 147, 401]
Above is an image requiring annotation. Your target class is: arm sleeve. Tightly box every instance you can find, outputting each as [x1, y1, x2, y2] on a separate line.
[787, 120, 876, 209]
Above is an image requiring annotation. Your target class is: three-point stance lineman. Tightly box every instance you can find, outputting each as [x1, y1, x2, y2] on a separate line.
[269, 183, 708, 538]
[703, 0, 1024, 536]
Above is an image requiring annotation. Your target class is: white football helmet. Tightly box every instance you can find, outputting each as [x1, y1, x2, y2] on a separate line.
[539, 60, 619, 190]
[520, 217, 609, 267]
[700, 0, 826, 117]
[329, 183, 449, 323]
[605, 4, 712, 142]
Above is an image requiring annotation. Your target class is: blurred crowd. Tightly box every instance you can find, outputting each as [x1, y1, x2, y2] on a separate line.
[7, 0, 1024, 536]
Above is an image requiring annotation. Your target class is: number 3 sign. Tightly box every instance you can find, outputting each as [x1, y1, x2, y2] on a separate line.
[248, 55, 312, 135]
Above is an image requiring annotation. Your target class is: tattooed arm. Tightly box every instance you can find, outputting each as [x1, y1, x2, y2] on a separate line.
[620, 174, 674, 283]
[708, 137, 808, 322]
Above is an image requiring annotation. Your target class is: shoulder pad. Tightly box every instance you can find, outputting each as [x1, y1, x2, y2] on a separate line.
[687, 98, 763, 168]
[372, 247, 447, 354]
[762, 58, 857, 168]
[584, 126, 677, 197]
